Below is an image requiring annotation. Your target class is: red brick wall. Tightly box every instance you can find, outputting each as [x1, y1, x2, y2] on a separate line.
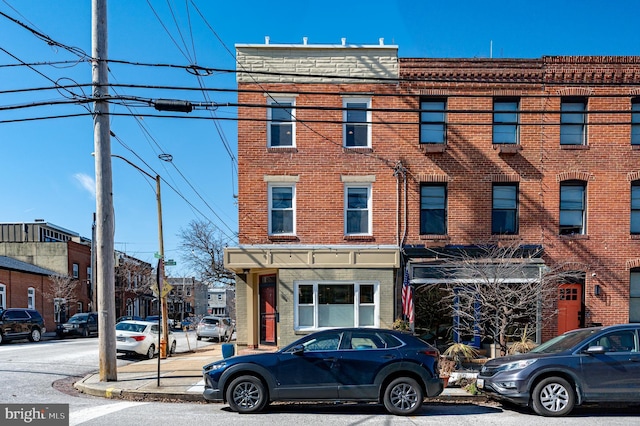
[0, 269, 55, 331]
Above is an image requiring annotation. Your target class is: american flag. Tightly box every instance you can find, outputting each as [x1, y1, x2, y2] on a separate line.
[401, 266, 414, 323]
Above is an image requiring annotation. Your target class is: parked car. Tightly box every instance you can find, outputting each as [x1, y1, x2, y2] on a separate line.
[115, 320, 176, 359]
[117, 315, 143, 323]
[196, 316, 231, 341]
[57, 312, 98, 338]
[477, 323, 640, 417]
[202, 327, 443, 415]
[0, 308, 46, 344]
[145, 315, 175, 329]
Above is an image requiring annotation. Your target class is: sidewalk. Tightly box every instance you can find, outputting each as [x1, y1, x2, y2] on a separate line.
[74, 344, 485, 403]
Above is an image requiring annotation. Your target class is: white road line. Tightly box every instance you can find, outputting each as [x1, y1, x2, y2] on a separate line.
[69, 401, 148, 426]
[187, 379, 204, 393]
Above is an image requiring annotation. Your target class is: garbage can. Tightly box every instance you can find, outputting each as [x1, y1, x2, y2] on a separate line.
[222, 343, 235, 359]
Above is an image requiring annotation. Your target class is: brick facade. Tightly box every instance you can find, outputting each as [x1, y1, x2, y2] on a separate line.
[229, 43, 640, 348]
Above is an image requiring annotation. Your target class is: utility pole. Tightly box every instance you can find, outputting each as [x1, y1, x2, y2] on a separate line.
[92, 0, 117, 381]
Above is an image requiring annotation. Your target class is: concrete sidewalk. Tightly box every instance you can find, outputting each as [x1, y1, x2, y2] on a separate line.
[74, 344, 484, 403]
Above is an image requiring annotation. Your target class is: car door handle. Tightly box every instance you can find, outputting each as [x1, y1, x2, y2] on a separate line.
[323, 357, 338, 362]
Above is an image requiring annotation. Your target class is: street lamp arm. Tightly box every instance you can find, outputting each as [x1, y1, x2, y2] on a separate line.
[111, 154, 155, 180]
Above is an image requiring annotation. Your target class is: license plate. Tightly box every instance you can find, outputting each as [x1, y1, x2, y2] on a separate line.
[476, 378, 484, 389]
[117, 337, 125, 342]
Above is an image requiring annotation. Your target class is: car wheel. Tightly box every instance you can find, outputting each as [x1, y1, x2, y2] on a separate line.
[196, 336, 202, 341]
[169, 340, 177, 356]
[531, 376, 575, 417]
[383, 377, 423, 416]
[226, 375, 268, 414]
[146, 344, 155, 360]
[29, 328, 42, 342]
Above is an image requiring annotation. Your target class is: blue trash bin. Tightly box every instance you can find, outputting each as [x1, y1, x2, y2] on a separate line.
[222, 343, 235, 359]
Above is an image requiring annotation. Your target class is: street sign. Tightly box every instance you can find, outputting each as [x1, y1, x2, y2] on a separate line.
[165, 259, 176, 266]
[161, 281, 173, 298]
[154, 252, 162, 259]
[150, 283, 159, 297]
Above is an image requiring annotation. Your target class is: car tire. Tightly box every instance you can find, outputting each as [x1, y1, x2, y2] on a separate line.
[169, 340, 176, 356]
[146, 344, 155, 360]
[531, 376, 575, 417]
[29, 328, 42, 342]
[226, 375, 268, 414]
[196, 335, 202, 341]
[383, 377, 423, 416]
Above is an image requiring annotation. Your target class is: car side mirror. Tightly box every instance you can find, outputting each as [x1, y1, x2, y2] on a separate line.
[291, 344, 305, 355]
[586, 345, 606, 355]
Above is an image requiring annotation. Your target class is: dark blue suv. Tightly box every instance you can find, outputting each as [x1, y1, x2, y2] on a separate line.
[202, 328, 443, 415]
[477, 324, 640, 416]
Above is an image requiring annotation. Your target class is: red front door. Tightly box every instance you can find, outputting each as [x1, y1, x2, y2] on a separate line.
[557, 283, 582, 335]
[259, 275, 277, 345]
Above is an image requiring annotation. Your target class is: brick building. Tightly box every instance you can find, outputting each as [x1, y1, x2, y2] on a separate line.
[225, 40, 640, 350]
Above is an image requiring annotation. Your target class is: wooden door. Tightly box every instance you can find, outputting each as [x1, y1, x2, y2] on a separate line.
[557, 283, 582, 335]
[259, 275, 277, 345]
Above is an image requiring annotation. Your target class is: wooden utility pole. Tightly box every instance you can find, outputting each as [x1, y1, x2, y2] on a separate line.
[92, 0, 117, 381]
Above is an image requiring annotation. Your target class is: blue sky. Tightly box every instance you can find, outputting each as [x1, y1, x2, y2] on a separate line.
[1, 0, 638, 276]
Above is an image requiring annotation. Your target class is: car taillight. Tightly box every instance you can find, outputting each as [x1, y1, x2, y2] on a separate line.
[132, 335, 146, 341]
[420, 349, 440, 358]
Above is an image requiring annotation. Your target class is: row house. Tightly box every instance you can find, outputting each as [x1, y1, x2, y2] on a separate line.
[225, 40, 640, 350]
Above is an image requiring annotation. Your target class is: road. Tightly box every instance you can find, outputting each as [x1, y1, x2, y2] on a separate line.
[0, 334, 638, 425]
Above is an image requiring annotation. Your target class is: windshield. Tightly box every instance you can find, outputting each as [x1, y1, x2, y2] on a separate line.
[530, 328, 599, 354]
[68, 314, 88, 323]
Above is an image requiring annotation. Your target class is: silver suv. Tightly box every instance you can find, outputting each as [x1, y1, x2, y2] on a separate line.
[196, 316, 232, 341]
[0, 308, 46, 344]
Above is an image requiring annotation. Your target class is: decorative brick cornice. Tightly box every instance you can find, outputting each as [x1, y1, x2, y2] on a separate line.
[556, 171, 593, 182]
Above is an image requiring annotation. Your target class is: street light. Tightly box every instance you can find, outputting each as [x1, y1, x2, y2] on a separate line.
[93, 152, 171, 360]
[111, 154, 170, 360]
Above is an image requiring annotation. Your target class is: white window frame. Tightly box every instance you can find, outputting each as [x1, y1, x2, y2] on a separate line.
[294, 281, 380, 331]
[268, 183, 296, 236]
[27, 287, 35, 309]
[72, 263, 79, 278]
[344, 184, 372, 236]
[343, 97, 372, 148]
[267, 96, 296, 148]
[0, 283, 6, 310]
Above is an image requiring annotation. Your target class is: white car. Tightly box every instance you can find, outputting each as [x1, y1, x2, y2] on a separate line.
[116, 320, 176, 359]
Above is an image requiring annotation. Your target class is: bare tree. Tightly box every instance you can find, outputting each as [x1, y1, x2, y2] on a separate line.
[115, 255, 154, 297]
[178, 219, 235, 286]
[432, 244, 583, 356]
[45, 274, 80, 305]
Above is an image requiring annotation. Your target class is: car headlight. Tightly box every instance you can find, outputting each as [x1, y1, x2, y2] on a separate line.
[496, 359, 537, 372]
[203, 362, 226, 373]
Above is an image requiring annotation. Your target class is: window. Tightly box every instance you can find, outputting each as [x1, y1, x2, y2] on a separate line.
[77, 302, 83, 313]
[343, 98, 371, 147]
[268, 97, 295, 147]
[492, 184, 518, 234]
[0, 284, 5, 310]
[72, 263, 79, 278]
[420, 184, 447, 235]
[560, 181, 586, 235]
[493, 98, 519, 144]
[295, 282, 379, 330]
[633, 99, 640, 145]
[632, 182, 640, 234]
[345, 185, 371, 235]
[420, 99, 446, 144]
[560, 97, 587, 145]
[631, 270, 640, 323]
[268, 184, 295, 235]
[27, 287, 35, 309]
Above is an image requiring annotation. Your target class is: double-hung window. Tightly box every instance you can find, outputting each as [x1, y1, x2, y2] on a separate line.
[343, 98, 371, 148]
[560, 97, 587, 145]
[560, 181, 586, 235]
[631, 270, 640, 323]
[295, 281, 379, 330]
[268, 184, 295, 235]
[420, 99, 447, 144]
[345, 185, 371, 235]
[420, 184, 447, 235]
[268, 97, 295, 147]
[493, 98, 519, 144]
[27, 287, 35, 309]
[632, 99, 640, 146]
[632, 182, 640, 234]
[492, 184, 518, 234]
[0, 284, 5, 309]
